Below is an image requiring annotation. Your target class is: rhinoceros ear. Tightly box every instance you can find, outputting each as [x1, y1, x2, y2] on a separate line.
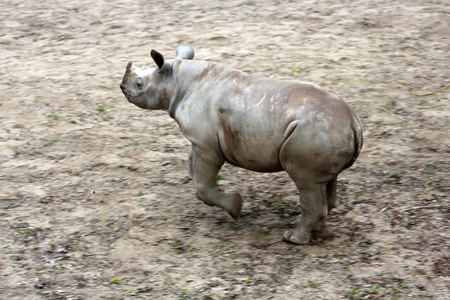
[150, 50, 165, 70]
[176, 44, 194, 60]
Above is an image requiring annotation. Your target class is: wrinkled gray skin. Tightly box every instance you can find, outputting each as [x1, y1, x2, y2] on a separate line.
[120, 44, 363, 245]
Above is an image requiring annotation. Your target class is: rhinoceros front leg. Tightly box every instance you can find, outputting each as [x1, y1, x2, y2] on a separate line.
[188, 145, 243, 220]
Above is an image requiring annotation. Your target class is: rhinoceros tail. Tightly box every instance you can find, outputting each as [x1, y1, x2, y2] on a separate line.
[343, 116, 363, 170]
[176, 44, 195, 60]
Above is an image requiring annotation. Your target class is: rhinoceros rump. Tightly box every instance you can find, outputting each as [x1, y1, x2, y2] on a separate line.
[120, 44, 363, 245]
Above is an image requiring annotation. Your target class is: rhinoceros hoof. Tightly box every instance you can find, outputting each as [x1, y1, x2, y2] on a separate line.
[312, 219, 327, 232]
[196, 193, 213, 207]
[224, 192, 243, 221]
[283, 230, 311, 245]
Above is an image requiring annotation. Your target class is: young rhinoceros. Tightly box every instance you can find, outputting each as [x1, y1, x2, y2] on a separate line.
[120, 44, 363, 245]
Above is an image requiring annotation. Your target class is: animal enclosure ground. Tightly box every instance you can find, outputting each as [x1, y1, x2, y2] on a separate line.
[0, 0, 449, 299]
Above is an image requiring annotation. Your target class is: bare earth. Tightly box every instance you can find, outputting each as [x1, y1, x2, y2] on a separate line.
[1, 0, 449, 299]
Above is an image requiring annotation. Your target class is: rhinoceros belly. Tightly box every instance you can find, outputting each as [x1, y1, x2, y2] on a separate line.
[217, 116, 297, 172]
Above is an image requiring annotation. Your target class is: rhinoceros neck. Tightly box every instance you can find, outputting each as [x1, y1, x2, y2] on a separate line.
[167, 59, 249, 119]
[166, 60, 224, 118]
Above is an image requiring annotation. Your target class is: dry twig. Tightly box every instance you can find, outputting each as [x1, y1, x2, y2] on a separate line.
[377, 106, 402, 119]
[411, 83, 450, 96]
[378, 204, 392, 214]
[402, 205, 449, 212]
[0, 197, 27, 209]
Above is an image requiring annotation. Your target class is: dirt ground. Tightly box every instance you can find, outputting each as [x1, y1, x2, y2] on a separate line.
[0, 0, 449, 299]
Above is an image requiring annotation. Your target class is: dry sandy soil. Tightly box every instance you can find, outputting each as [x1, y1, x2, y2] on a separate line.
[0, 0, 449, 299]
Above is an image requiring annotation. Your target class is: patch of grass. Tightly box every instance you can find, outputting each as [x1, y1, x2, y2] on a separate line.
[390, 172, 402, 179]
[217, 273, 229, 278]
[48, 114, 59, 120]
[354, 190, 366, 201]
[170, 161, 179, 165]
[215, 173, 223, 180]
[137, 191, 144, 196]
[273, 198, 287, 208]
[262, 227, 272, 234]
[345, 278, 411, 299]
[96, 107, 106, 112]
[110, 278, 125, 284]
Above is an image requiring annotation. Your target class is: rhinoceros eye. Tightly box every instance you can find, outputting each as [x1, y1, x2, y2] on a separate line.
[136, 78, 143, 89]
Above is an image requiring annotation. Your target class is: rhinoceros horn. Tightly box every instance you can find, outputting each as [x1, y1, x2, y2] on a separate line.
[125, 61, 133, 71]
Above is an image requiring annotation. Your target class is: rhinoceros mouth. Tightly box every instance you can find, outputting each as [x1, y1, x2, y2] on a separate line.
[119, 83, 127, 94]
[120, 83, 143, 99]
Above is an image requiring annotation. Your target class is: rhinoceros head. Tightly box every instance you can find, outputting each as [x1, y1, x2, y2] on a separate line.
[120, 50, 172, 110]
[120, 45, 195, 110]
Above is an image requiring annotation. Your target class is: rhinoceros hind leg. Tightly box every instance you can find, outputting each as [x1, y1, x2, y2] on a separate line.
[279, 123, 345, 244]
[283, 182, 328, 245]
[189, 146, 243, 220]
[326, 176, 338, 212]
[313, 219, 327, 232]
[286, 176, 337, 241]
